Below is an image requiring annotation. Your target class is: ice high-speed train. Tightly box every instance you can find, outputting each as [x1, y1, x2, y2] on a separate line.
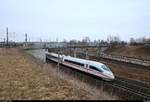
[45, 52, 115, 81]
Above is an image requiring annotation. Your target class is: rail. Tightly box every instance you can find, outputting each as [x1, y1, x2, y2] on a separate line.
[76, 50, 150, 68]
[106, 76, 150, 100]
[99, 53, 150, 67]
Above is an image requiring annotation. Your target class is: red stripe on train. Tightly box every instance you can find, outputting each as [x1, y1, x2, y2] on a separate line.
[63, 61, 109, 78]
[48, 57, 109, 78]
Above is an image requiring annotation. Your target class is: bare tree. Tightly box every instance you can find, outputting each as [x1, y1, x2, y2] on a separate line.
[69, 39, 78, 45]
[129, 37, 150, 45]
[146, 38, 150, 43]
[130, 38, 136, 45]
[107, 35, 112, 43]
[82, 36, 90, 45]
[107, 35, 121, 46]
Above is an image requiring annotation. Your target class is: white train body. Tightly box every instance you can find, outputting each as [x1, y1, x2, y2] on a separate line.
[46, 52, 115, 81]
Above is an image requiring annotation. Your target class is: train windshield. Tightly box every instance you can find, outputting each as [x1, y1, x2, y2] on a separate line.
[101, 65, 111, 72]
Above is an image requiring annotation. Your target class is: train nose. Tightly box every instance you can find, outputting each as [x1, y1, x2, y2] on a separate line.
[111, 74, 115, 79]
[109, 72, 115, 79]
[103, 71, 115, 80]
[105, 72, 115, 80]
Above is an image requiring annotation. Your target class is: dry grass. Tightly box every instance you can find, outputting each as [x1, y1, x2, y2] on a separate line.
[49, 65, 118, 100]
[0, 48, 117, 100]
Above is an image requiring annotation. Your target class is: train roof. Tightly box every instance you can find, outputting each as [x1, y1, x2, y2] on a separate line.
[65, 56, 111, 72]
[46, 52, 105, 67]
[64, 55, 104, 67]
[64, 56, 87, 63]
[46, 52, 62, 58]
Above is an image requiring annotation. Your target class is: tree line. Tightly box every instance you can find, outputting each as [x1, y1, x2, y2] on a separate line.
[62, 35, 150, 46]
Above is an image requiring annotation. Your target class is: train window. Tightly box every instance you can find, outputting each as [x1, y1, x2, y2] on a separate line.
[49, 55, 57, 59]
[89, 65, 103, 72]
[64, 59, 84, 66]
[89, 66, 99, 72]
[101, 65, 110, 71]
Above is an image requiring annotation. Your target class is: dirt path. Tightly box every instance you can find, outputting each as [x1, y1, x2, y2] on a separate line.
[0, 48, 116, 100]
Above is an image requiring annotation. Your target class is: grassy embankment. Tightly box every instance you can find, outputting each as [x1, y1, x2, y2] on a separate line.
[0, 48, 117, 100]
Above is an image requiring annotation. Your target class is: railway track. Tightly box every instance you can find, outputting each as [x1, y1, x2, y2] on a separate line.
[77, 51, 150, 71]
[106, 76, 150, 100]
[100, 57, 150, 71]
[85, 55, 150, 71]
[59, 61, 150, 100]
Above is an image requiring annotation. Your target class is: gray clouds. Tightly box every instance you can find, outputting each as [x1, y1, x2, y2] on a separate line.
[0, 0, 150, 42]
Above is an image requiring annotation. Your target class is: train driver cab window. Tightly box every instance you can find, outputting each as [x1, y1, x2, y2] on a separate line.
[101, 65, 110, 71]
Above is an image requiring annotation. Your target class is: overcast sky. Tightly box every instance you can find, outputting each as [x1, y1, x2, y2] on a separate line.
[0, 0, 150, 42]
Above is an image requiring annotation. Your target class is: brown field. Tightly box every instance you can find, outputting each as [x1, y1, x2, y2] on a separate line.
[105, 45, 150, 60]
[0, 48, 117, 100]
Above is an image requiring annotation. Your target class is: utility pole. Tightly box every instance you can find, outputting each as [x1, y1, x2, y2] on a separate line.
[25, 33, 27, 42]
[56, 38, 60, 73]
[97, 40, 101, 61]
[13, 32, 15, 42]
[6, 27, 8, 46]
[74, 48, 77, 57]
[69, 42, 72, 56]
[85, 48, 89, 60]
[57, 48, 60, 70]
[25, 33, 28, 47]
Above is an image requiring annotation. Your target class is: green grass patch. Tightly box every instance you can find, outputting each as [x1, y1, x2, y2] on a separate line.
[25, 49, 33, 55]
